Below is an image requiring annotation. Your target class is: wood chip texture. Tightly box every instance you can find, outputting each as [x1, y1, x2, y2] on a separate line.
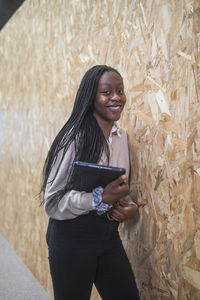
[0, 0, 199, 299]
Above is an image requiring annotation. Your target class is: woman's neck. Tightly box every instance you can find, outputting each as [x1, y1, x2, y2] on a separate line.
[95, 118, 114, 140]
[102, 125, 113, 140]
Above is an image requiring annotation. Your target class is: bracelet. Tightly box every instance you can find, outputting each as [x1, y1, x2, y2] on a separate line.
[107, 212, 114, 221]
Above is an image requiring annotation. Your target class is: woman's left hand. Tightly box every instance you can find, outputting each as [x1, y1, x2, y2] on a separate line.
[108, 199, 138, 222]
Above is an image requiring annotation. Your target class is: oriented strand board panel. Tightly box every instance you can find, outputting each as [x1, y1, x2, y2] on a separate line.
[0, 0, 199, 299]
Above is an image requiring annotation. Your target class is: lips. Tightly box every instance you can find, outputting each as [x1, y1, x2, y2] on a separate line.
[106, 105, 122, 112]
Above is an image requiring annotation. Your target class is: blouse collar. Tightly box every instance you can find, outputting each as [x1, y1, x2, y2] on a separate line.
[108, 123, 121, 144]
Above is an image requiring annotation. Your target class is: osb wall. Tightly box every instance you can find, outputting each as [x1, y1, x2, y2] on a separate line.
[0, 0, 199, 299]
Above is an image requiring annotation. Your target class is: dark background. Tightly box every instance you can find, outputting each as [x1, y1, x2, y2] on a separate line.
[0, 0, 25, 31]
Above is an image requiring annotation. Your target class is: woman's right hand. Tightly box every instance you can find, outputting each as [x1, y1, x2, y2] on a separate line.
[102, 175, 130, 206]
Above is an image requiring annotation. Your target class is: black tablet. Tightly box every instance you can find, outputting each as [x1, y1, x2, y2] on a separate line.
[73, 161, 126, 192]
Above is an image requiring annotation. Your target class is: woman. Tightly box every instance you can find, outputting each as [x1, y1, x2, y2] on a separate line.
[42, 65, 140, 299]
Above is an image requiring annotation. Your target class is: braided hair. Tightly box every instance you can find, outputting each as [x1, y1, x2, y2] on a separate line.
[41, 65, 121, 202]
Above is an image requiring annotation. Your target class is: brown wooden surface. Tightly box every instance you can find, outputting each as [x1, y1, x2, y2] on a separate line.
[0, 0, 199, 299]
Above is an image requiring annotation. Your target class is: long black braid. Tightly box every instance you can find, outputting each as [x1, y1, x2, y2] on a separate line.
[41, 65, 121, 203]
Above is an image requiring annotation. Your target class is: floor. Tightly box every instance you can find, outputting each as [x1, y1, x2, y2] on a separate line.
[0, 233, 51, 300]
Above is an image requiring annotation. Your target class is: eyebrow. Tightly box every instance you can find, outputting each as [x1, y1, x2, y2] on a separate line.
[100, 82, 124, 86]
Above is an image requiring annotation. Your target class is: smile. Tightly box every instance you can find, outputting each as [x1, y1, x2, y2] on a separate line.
[106, 105, 122, 107]
[106, 105, 122, 111]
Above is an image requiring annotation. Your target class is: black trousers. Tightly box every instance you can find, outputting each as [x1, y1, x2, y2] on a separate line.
[46, 213, 140, 300]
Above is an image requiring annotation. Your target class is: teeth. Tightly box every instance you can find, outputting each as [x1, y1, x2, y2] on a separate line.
[107, 106, 122, 111]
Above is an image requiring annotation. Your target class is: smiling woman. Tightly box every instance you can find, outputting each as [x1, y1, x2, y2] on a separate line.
[93, 71, 126, 139]
[41, 65, 140, 300]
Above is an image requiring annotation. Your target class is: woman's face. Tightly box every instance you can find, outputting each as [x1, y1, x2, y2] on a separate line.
[93, 71, 126, 127]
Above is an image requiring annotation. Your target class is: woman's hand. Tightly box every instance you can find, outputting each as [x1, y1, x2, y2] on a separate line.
[102, 175, 130, 206]
[108, 199, 138, 222]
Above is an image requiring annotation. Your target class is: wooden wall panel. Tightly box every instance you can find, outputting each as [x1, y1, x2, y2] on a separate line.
[0, 0, 199, 299]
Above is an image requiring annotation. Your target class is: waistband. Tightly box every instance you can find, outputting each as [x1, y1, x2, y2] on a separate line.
[89, 210, 107, 218]
[88, 210, 117, 222]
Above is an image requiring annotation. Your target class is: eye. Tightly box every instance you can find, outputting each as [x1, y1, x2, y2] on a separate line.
[101, 91, 111, 95]
[118, 89, 124, 95]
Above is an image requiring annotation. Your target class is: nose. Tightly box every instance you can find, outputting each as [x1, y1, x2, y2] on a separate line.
[111, 91, 121, 101]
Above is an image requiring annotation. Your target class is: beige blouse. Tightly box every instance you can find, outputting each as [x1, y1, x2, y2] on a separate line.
[44, 125, 130, 220]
